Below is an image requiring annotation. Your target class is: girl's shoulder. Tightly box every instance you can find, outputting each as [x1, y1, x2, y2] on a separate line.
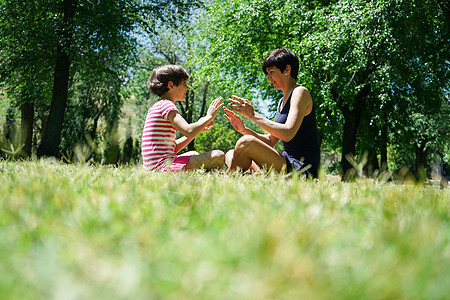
[155, 98, 173, 105]
[152, 99, 176, 109]
[151, 99, 178, 120]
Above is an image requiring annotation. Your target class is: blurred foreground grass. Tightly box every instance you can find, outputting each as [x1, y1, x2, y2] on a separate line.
[0, 160, 448, 299]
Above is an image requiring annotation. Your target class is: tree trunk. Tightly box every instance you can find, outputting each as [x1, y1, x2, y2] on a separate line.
[178, 97, 187, 116]
[187, 90, 195, 151]
[91, 105, 106, 140]
[365, 147, 379, 177]
[338, 84, 370, 180]
[187, 89, 194, 124]
[341, 109, 359, 178]
[4, 107, 17, 144]
[37, 0, 77, 157]
[200, 82, 209, 117]
[380, 121, 388, 172]
[104, 116, 120, 165]
[362, 116, 380, 177]
[415, 144, 427, 182]
[20, 101, 34, 157]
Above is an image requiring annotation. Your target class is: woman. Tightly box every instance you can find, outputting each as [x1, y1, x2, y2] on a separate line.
[224, 48, 320, 178]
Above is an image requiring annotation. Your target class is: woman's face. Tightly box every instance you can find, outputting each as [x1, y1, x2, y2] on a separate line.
[265, 66, 285, 90]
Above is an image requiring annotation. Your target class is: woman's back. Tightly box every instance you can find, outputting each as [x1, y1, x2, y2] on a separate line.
[274, 93, 321, 178]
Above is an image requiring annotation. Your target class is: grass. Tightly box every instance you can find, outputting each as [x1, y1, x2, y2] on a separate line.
[0, 160, 448, 299]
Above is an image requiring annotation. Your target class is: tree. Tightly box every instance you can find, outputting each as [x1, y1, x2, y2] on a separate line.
[37, 0, 77, 157]
[385, 0, 449, 179]
[0, 0, 140, 158]
[1, 0, 203, 159]
[0, 0, 56, 157]
[38, 0, 142, 157]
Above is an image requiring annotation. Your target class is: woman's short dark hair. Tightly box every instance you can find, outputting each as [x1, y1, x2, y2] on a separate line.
[262, 48, 299, 81]
[147, 65, 189, 96]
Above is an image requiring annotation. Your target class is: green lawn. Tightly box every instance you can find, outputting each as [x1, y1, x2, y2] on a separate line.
[0, 160, 448, 299]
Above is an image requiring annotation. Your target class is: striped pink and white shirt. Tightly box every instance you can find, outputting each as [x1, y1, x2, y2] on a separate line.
[141, 99, 178, 171]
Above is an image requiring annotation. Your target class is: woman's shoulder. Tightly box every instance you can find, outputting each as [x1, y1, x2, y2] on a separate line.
[291, 85, 312, 102]
[291, 85, 313, 114]
[293, 85, 310, 95]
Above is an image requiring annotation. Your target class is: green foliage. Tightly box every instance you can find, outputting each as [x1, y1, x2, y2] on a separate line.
[0, 161, 448, 298]
[0, 0, 141, 158]
[60, 69, 125, 156]
[193, 122, 240, 153]
[190, 0, 449, 176]
[0, 0, 205, 160]
[1, 0, 448, 175]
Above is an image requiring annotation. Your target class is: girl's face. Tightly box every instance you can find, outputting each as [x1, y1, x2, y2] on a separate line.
[265, 66, 286, 90]
[172, 80, 189, 101]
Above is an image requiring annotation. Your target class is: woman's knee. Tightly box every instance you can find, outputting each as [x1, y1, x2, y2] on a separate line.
[225, 149, 234, 166]
[235, 135, 258, 153]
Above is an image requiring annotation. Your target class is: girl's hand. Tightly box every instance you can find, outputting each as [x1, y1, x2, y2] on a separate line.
[206, 97, 224, 119]
[224, 107, 245, 133]
[228, 95, 255, 120]
[202, 123, 214, 132]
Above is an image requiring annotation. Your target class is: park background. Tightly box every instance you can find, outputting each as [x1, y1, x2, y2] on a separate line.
[0, 0, 449, 181]
[0, 1, 449, 299]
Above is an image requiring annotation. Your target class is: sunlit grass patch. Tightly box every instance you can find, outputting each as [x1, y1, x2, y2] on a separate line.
[0, 160, 448, 299]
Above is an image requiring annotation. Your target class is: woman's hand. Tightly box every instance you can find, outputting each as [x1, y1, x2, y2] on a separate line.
[227, 95, 255, 120]
[206, 97, 224, 119]
[224, 107, 246, 133]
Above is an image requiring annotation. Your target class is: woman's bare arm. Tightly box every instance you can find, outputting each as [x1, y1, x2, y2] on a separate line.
[228, 86, 312, 142]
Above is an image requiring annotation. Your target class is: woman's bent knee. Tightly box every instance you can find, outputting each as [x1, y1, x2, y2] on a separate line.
[235, 135, 258, 152]
[225, 150, 234, 167]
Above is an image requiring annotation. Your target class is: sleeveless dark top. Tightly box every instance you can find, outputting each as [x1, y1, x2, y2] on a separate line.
[274, 91, 321, 178]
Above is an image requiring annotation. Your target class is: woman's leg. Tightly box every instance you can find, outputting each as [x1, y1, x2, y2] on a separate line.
[184, 150, 225, 170]
[226, 149, 261, 173]
[226, 135, 287, 174]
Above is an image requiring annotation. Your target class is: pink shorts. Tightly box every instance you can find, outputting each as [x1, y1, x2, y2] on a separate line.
[167, 155, 191, 172]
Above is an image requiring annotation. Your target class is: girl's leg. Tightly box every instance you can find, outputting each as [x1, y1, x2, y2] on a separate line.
[184, 150, 225, 170]
[226, 135, 287, 174]
[180, 151, 200, 156]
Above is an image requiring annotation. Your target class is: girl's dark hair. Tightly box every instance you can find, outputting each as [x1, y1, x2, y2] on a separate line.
[262, 48, 299, 81]
[147, 65, 189, 96]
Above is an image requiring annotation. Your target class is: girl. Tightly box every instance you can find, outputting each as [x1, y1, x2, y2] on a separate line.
[142, 65, 225, 172]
